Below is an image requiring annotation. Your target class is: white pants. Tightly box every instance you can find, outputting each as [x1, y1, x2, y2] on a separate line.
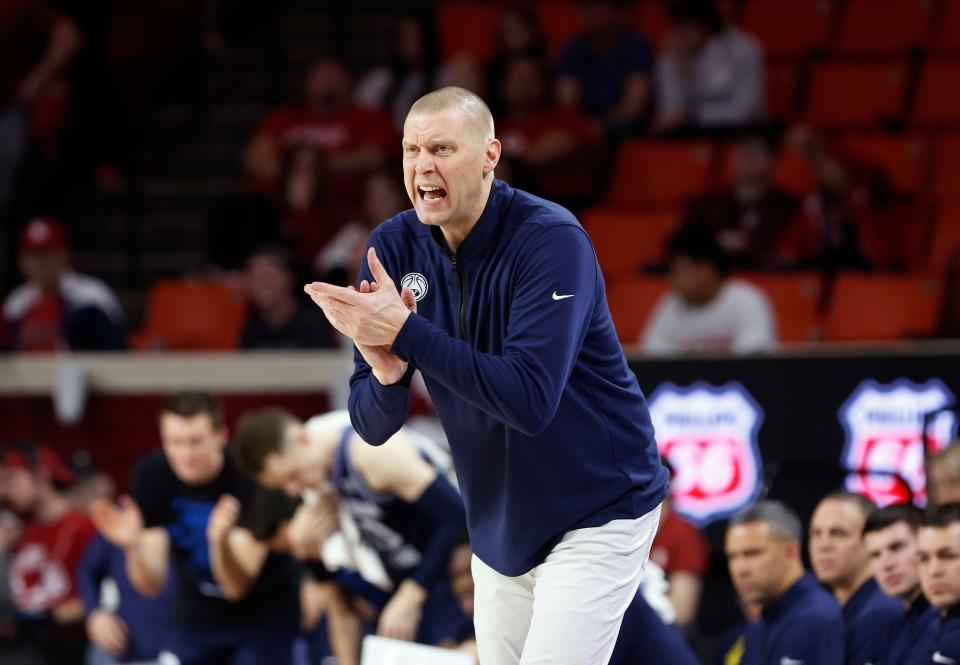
[471, 505, 662, 665]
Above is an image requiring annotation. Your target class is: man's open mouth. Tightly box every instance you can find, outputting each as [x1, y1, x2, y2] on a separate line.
[418, 185, 447, 201]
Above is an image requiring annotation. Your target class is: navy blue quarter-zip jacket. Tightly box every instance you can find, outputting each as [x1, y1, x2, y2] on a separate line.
[347, 179, 669, 576]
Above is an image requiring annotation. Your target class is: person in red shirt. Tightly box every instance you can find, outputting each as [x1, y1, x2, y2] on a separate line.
[649, 460, 709, 628]
[496, 55, 603, 210]
[0, 442, 96, 665]
[242, 55, 396, 200]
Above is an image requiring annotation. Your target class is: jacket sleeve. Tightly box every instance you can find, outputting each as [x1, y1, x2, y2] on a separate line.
[76, 534, 110, 614]
[390, 224, 597, 437]
[347, 235, 414, 445]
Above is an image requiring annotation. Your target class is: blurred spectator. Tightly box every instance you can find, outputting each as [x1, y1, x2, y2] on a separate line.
[242, 55, 395, 196]
[496, 56, 603, 210]
[78, 532, 176, 664]
[809, 491, 903, 665]
[0, 1, 81, 207]
[556, 0, 655, 138]
[89, 391, 302, 665]
[649, 461, 708, 628]
[641, 228, 777, 354]
[654, 0, 763, 135]
[0, 217, 126, 352]
[862, 504, 939, 665]
[356, 15, 441, 130]
[725, 501, 844, 665]
[486, 8, 547, 115]
[679, 126, 801, 270]
[916, 504, 960, 662]
[0, 442, 96, 665]
[927, 442, 960, 507]
[313, 171, 408, 284]
[240, 246, 335, 350]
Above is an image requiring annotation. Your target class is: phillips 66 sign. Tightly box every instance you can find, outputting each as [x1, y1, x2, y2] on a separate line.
[839, 378, 957, 506]
[648, 382, 765, 527]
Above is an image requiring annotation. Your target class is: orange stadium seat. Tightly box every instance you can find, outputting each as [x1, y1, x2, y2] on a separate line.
[739, 0, 834, 57]
[741, 272, 824, 343]
[929, 207, 960, 272]
[834, 134, 930, 195]
[912, 58, 960, 127]
[605, 276, 672, 344]
[436, 3, 500, 61]
[805, 60, 908, 129]
[606, 141, 714, 207]
[715, 142, 814, 194]
[535, 0, 582, 57]
[933, 133, 960, 202]
[582, 207, 679, 278]
[132, 279, 248, 350]
[937, 0, 960, 52]
[835, 0, 933, 55]
[822, 273, 942, 341]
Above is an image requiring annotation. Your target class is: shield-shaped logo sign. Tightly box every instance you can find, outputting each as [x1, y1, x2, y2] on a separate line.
[648, 382, 765, 527]
[839, 378, 957, 506]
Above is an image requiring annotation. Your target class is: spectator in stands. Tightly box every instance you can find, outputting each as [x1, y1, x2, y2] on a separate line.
[240, 246, 335, 350]
[556, 0, 655, 138]
[809, 491, 903, 665]
[1, 217, 126, 352]
[496, 56, 603, 210]
[725, 500, 844, 665]
[649, 460, 708, 628]
[927, 442, 960, 507]
[78, 525, 176, 665]
[653, 0, 763, 136]
[356, 15, 440, 130]
[641, 228, 777, 354]
[0, 442, 96, 665]
[233, 408, 471, 653]
[89, 391, 302, 665]
[486, 8, 547, 116]
[242, 55, 395, 197]
[862, 503, 939, 665]
[916, 504, 960, 662]
[679, 126, 801, 270]
[0, 1, 81, 207]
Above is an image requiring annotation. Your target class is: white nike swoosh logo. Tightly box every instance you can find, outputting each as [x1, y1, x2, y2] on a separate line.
[552, 291, 574, 300]
[934, 653, 957, 665]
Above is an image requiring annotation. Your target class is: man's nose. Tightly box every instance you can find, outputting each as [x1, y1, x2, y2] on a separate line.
[415, 152, 436, 174]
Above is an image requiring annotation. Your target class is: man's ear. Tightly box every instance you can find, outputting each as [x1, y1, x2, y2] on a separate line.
[483, 138, 501, 175]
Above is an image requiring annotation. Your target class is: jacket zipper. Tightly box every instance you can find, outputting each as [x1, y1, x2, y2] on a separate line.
[450, 252, 467, 341]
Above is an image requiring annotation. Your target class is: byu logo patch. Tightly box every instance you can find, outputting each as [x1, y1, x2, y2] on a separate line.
[401, 273, 429, 301]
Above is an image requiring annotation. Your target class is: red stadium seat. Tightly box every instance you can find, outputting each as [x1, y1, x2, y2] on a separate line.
[936, 0, 960, 52]
[436, 3, 501, 61]
[606, 141, 714, 207]
[535, 0, 581, 57]
[631, 0, 671, 47]
[741, 272, 824, 342]
[132, 279, 248, 350]
[805, 60, 908, 129]
[933, 133, 960, 202]
[929, 206, 960, 272]
[822, 273, 942, 341]
[605, 276, 672, 344]
[834, 134, 930, 195]
[765, 59, 802, 120]
[912, 58, 960, 127]
[582, 207, 679, 278]
[739, 0, 834, 57]
[835, 0, 933, 55]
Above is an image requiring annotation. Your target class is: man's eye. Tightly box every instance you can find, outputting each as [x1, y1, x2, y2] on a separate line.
[404, 146, 419, 156]
[435, 145, 452, 155]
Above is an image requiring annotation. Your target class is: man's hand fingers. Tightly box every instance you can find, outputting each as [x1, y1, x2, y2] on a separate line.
[304, 282, 362, 305]
[367, 247, 394, 286]
[400, 287, 417, 313]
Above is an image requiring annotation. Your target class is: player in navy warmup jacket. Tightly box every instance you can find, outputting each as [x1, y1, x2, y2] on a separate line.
[914, 504, 960, 664]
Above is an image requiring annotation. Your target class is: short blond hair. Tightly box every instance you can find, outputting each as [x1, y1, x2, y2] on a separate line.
[407, 86, 495, 141]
